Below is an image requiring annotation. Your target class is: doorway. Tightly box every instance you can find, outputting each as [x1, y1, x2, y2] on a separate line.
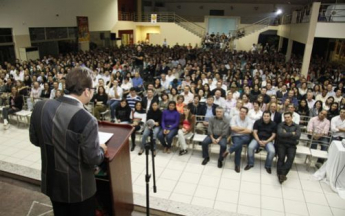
[118, 30, 134, 45]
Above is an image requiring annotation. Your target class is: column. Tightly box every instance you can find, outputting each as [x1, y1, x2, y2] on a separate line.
[300, 2, 321, 78]
[286, 39, 293, 62]
[137, 0, 142, 22]
[278, 36, 283, 51]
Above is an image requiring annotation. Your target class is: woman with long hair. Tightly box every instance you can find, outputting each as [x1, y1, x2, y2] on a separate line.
[176, 95, 185, 114]
[92, 86, 108, 120]
[242, 94, 253, 110]
[248, 101, 263, 121]
[139, 101, 162, 155]
[177, 106, 195, 155]
[168, 87, 179, 102]
[130, 101, 147, 151]
[309, 100, 323, 117]
[157, 101, 180, 153]
[297, 99, 310, 117]
[327, 102, 339, 120]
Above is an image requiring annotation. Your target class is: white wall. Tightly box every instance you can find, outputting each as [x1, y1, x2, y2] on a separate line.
[0, 0, 118, 57]
[277, 23, 309, 44]
[315, 23, 345, 39]
[144, 3, 301, 23]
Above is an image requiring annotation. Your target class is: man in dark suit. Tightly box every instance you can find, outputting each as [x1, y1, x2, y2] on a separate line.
[269, 102, 282, 125]
[196, 95, 218, 133]
[142, 89, 159, 112]
[30, 67, 107, 216]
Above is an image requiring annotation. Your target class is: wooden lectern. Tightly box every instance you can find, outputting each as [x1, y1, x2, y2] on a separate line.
[97, 122, 134, 216]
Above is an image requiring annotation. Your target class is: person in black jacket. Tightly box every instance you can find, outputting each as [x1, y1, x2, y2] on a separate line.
[115, 99, 132, 123]
[2, 86, 23, 129]
[92, 86, 108, 120]
[276, 112, 301, 184]
[40, 83, 51, 98]
[141, 89, 159, 112]
[269, 102, 282, 125]
[188, 95, 204, 115]
[140, 101, 162, 155]
[195, 95, 218, 134]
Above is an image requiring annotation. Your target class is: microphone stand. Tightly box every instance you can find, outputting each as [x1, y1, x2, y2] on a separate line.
[144, 130, 157, 216]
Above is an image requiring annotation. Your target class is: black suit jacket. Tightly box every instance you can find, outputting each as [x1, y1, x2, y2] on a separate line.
[199, 104, 218, 116]
[271, 111, 282, 125]
[142, 96, 159, 111]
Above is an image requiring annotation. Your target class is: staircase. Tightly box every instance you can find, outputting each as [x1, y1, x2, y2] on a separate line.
[230, 16, 278, 40]
[118, 12, 206, 38]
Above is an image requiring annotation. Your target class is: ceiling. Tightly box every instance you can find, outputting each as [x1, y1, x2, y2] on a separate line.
[157, 0, 344, 5]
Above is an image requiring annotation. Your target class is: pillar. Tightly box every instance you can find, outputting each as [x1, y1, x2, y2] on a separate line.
[300, 2, 321, 78]
[137, 0, 142, 22]
[286, 39, 293, 62]
[278, 36, 283, 51]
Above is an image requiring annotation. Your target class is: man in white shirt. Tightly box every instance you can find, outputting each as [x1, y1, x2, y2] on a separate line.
[306, 92, 315, 109]
[282, 104, 300, 124]
[331, 108, 345, 140]
[266, 83, 276, 96]
[160, 73, 170, 90]
[213, 90, 226, 108]
[28, 81, 42, 111]
[49, 81, 59, 99]
[334, 89, 343, 104]
[180, 86, 194, 105]
[166, 70, 175, 84]
[108, 80, 123, 122]
[326, 84, 335, 97]
[315, 89, 328, 104]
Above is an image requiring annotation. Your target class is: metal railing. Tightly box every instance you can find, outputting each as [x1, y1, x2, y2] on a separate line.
[318, 4, 345, 22]
[118, 12, 206, 38]
[228, 16, 275, 39]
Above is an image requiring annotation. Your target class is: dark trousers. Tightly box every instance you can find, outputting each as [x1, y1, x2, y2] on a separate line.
[201, 135, 227, 161]
[131, 125, 141, 147]
[230, 135, 251, 166]
[50, 195, 96, 216]
[157, 128, 178, 148]
[2, 107, 18, 120]
[277, 144, 296, 176]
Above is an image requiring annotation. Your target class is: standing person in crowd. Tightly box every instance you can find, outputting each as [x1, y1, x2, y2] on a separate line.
[201, 107, 229, 168]
[158, 101, 180, 153]
[132, 45, 144, 74]
[224, 107, 253, 173]
[91, 86, 108, 120]
[276, 112, 301, 184]
[245, 111, 276, 174]
[29, 67, 107, 216]
[139, 101, 162, 155]
[2, 87, 23, 129]
[130, 101, 146, 151]
[177, 106, 195, 155]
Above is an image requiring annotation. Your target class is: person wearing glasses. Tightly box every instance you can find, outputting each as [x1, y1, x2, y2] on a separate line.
[30, 67, 107, 216]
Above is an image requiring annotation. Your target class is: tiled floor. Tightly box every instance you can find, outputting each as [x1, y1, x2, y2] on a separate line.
[1, 126, 345, 216]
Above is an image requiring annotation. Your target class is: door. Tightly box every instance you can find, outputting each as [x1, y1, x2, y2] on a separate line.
[118, 30, 134, 45]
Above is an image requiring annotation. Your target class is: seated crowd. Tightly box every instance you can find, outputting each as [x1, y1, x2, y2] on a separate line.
[0, 44, 344, 183]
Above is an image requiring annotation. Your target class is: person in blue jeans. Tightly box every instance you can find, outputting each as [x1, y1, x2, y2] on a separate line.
[158, 101, 180, 153]
[139, 101, 162, 155]
[201, 107, 230, 168]
[245, 111, 276, 174]
[223, 107, 253, 173]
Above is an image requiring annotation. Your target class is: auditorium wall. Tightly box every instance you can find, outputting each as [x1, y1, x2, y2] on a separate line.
[314, 23, 345, 39]
[0, 0, 118, 58]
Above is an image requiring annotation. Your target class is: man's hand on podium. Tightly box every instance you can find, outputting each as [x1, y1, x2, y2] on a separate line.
[100, 143, 108, 154]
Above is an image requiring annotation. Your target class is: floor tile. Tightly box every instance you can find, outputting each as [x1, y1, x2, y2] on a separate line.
[150, 189, 171, 199]
[173, 181, 197, 196]
[222, 168, 241, 180]
[216, 188, 238, 204]
[241, 171, 261, 183]
[238, 193, 260, 208]
[237, 205, 260, 216]
[219, 178, 241, 191]
[282, 178, 302, 189]
[213, 201, 237, 213]
[300, 179, 323, 193]
[160, 168, 182, 181]
[282, 187, 305, 202]
[261, 184, 282, 198]
[179, 172, 201, 184]
[169, 193, 192, 204]
[307, 203, 332, 216]
[331, 207, 345, 216]
[184, 163, 204, 174]
[284, 199, 309, 216]
[166, 161, 187, 171]
[240, 181, 261, 195]
[325, 193, 345, 209]
[194, 185, 218, 200]
[261, 209, 285, 216]
[156, 178, 177, 192]
[261, 196, 284, 212]
[12, 150, 34, 159]
[202, 165, 223, 177]
[303, 191, 328, 206]
[199, 175, 220, 188]
[191, 197, 214, 208]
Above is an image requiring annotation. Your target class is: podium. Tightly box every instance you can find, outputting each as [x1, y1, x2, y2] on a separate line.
[97, 122, 134, 216]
